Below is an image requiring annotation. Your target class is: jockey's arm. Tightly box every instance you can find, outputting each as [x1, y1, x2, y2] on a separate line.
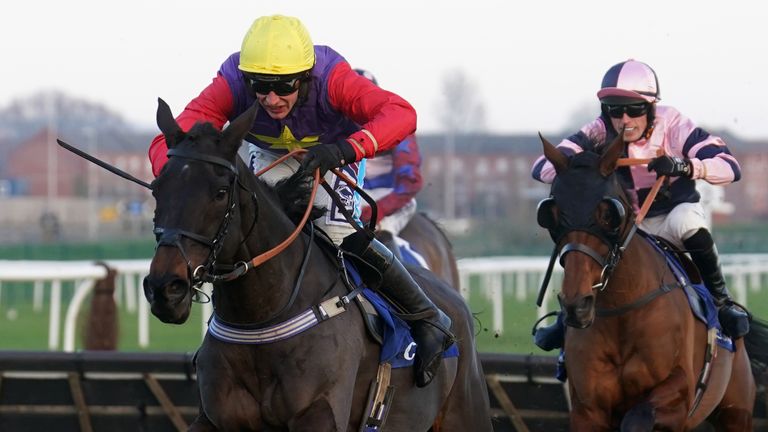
[361, 135, 423, 223]
[327, 61, 417, 162]
[667, 111, 742, 185]
[148, 75, 234, 177]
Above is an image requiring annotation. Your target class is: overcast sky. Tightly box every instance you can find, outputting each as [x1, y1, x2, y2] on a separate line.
[2, 0, 766, 140]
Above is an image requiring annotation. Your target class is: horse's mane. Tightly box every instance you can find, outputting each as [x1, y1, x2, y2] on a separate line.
[172, 122, 325, 226]
[273, 171, 326, 224]
[419, 212, 454, 251]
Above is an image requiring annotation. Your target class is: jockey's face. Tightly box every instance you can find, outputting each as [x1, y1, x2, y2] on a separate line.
[256, 90, 299, 120]
[610, 111, 648, 142]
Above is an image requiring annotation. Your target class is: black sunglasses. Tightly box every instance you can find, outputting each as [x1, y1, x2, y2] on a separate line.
[246, 77, 301, 96]
[602, 103, 650, 119]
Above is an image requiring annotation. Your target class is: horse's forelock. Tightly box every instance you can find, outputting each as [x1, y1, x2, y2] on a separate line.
[180, 122, 225, 151]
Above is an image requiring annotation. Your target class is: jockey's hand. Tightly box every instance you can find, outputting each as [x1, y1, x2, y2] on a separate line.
[647, 155, 692, 178]
[300, 141, 357, 176]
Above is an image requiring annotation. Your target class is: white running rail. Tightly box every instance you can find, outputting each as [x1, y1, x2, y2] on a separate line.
[1, 254, 767, 349]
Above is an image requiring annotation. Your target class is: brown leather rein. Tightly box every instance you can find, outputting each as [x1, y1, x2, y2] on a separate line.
[535, 156, 666, 306]
[215, 149, 369, 282]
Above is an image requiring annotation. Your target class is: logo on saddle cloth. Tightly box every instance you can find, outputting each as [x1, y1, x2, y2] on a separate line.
[645, 234, 734, 352]
[345, 263, 458, 368]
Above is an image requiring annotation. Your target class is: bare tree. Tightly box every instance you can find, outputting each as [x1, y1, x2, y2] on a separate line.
[436, 69, 486, 134]
[434, 69, 486, 219]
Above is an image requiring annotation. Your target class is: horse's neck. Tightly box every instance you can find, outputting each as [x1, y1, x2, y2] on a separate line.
[213, 179, 335, 325]
[602, 236, 672, 305]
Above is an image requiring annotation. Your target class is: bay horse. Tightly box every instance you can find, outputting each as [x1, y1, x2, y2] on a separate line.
[142, 99, 493, 431]
[536, 133, 768, 431]
[397, 212, 461, 290]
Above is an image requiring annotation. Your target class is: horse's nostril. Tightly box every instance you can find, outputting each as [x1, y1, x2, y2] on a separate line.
[577, 295, 595, 314]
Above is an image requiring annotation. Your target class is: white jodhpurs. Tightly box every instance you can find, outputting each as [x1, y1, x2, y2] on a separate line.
[248, 144, 363, 245]
[638, 202, 709, 249]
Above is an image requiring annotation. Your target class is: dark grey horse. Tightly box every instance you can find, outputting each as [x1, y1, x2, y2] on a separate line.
[143, 99, 493, 431]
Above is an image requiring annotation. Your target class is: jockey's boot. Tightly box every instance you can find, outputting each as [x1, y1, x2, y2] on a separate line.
[532, 310, 565, 352]
[375, 230, 403, 261]
[341, 231, 455, 387]
[684, 228, 750, 338]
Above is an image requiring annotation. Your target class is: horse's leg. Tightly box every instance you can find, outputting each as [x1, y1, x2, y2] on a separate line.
[289, 397, 338, 432]
[708, 339, 755, 431]
[569, 403, 615, 432]
[188, 406, 217, 432]
[196, 344, 263, 431]
[621, 366, 688, 432]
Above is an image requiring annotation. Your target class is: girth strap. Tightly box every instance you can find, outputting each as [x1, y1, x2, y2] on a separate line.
[207, 289, 363, 345]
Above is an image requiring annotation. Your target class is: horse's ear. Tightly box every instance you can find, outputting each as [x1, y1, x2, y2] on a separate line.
[156, 98, 183, 149]
[599, 130, 625, 177]
[539, 132, 568, 174]
[222, 102, 259, 153]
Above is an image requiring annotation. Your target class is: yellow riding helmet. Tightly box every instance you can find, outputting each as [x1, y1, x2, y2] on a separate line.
[238, 15, 315, 75]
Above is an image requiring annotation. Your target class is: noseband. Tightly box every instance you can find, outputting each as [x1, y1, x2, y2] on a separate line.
[558, 224, 638, 291]
[535, 195, 637, 306]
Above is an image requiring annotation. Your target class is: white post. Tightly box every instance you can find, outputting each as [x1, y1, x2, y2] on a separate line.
[63, 279, 96, 352]
[138, 284, 150, 348]
[48, 280, 61, 350]
[487, 274, 503, 335]
[33, 280, 44, 312]
[124, 273, 137, 313]
[113, 275, 123, 307]
[460, 273, 470, 300]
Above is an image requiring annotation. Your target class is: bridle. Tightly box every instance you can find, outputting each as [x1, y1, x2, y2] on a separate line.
[535, 157, 665, 307]
[151, 148, 350, 306]
[153, 148, 255, 293]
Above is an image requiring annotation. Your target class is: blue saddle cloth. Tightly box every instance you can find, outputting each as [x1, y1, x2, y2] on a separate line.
[644, 233, 734, 353]
[345, 262, 458, 369]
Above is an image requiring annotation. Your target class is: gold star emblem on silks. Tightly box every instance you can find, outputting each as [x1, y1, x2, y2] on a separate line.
[251, 126, 320, 150]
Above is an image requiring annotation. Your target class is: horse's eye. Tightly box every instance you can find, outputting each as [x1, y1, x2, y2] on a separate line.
[598, 198, 625, 232]
[215, 188, 229, 201]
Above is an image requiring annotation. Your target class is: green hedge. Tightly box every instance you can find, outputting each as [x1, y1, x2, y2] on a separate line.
[0, 238, 156, 260]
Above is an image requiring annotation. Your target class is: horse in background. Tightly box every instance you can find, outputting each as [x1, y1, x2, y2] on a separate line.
[142, 98, 493, 431]
[536, 132, 768, 431]
[397, 212, 461, 291]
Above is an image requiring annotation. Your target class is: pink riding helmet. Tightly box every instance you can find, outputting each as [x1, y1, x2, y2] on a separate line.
[597, 59, 660, 103]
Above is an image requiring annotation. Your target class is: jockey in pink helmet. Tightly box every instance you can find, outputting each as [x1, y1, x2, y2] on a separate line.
[531, 59, 750, 352]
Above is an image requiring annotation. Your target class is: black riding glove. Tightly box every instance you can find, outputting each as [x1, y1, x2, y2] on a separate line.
[300, 141, 358, 176]
[647, 156, 692, 178]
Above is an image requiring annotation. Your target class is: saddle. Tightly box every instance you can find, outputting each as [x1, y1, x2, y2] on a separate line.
[312, 227, 458, 365]
[644, 232, 734, 352]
